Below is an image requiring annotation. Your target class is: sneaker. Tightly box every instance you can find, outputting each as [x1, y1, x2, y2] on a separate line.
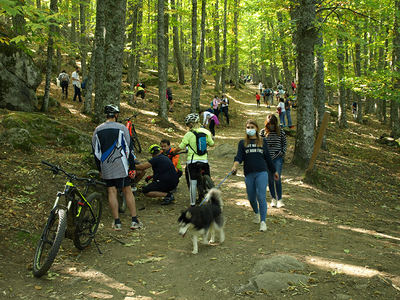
[253, 213, 260, 224]
[112, 222, 122, 231]
[277, 200, 285, 208]
[270, 199, 277, 207]
[130, 221, 143, 230]
[259, 221, 267, 232]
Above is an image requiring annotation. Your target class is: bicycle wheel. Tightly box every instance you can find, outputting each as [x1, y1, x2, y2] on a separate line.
[197, 175, 215, 204]
[131, 126, 142, 153]
[118, 190, 126, 213]
[33, 208, 67, 278]
[73, 192, 102, 250]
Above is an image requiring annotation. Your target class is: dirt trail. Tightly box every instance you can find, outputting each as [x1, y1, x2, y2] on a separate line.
[1, 84, 400, 300]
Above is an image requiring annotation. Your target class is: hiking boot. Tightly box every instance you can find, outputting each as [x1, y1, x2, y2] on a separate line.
[112, 222, 122, 231]
[270, 199, 277, 207]
[253, 213, 260, 224]
[259, 221, 267, 232]
[130, 221, 143, 230]
[277, 200, 285, 208]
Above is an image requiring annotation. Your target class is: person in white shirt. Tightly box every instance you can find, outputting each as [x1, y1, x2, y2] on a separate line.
[220, 95, 229, 125]
[71, 67, 82, 102]
[258, 81, 263, 94]
[277, 98, 286, 127]
[202, 109, 219, 138]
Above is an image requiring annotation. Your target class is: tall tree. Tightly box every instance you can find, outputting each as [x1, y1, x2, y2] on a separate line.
[232, 0, 239, 89]
[190, 0, 198, 112]
[194, 0, 206, 111]
[315, 22, 326, 148]
[213, 0, 221, 93]
[337, 35, 347, 128]
[80, 0, 88, 77]
[221, 0, 227, 93]
[354, 22, 363, 123]
[171, 0, 185, 84]
[292, 0, 317, 169]
[158, 0, 168, 120]
[391, 0, 400, 138]
[277, 11, 291, 90]
[94, 0, 106, 121]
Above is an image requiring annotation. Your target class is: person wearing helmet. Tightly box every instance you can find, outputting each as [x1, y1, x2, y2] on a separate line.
[92, 104, 142, 230]
[135, 144, 179, 205]
[171, 113, 214, 206]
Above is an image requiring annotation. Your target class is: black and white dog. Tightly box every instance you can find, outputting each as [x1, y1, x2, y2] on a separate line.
[178, 188, 225, 254]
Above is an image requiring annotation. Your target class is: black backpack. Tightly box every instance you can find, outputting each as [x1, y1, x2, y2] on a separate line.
[189, 130, 208, 156]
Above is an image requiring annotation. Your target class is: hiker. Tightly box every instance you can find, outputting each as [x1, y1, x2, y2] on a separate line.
[202, 109, 219, 138]
[284, 93, 293, 128]
[277, 98, 286, 127]
[258, 81, 263, 94]
[220, 94, 230, 125]
[58, 70, 69, 99]
[256, 92, 261, 108]
[71, 67, 82, 102]
[166, 87, 174, 112]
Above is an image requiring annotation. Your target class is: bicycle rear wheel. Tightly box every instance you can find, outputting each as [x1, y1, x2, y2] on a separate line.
[73, 192, 102, 250]
[131, 126, 142, 153]
[197, 175, 215, 204]
[118, 190, 126, 213]
[33, 208, 67, 278]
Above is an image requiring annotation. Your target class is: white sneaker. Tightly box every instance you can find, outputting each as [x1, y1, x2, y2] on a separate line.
[253, 213, 260, 224]
[270, 199, 277, 207]
[259, 221, 267, 232]
[112, 222, 122, 231]
[277, 200, 285, 208]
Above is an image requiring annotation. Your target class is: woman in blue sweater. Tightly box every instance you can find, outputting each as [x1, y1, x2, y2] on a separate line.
[231, 119, 279, 232]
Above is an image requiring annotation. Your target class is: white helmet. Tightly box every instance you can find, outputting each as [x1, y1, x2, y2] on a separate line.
[184, 113, 200, 125]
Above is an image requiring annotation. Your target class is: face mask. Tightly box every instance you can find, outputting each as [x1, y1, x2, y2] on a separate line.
[246, 128, 256, 136]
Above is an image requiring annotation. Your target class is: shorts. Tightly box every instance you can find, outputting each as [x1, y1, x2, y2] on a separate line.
[142, 180, 178, 194]
[185, 162, 210, 181]
[104, 176, 132, 189]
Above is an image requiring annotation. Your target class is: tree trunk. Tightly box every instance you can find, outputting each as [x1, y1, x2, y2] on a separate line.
[315, 25, 326, 149]
[337, 36, 347, 128]
[221, 0, 227, 93]
[135, 0, 143, 84]
[232, 0, 239, 89]
[79, 0, 88, 77]
[41, 0, 58, 112]
[213, 0, 221, 93]
[83, 49, 95, 114]
[391, 0, 400, 138]
[277, 11, 291, 91]
[190, 0, 198, 112]
[194, 0, 206, 111]
[354, 24, 363, 123]
[171, 0, 185, 84]
[292, 0, 317, 169]
[12, 0, 26, 36]
[158, 0, 168, 120]
[71, 1, 77, 44]
[127, 1, 138, 86]
[94, 0, 106, 121]
[260, 32, 267, 86]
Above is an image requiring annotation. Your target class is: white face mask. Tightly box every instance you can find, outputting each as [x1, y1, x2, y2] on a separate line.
[246, 128, 256, 136]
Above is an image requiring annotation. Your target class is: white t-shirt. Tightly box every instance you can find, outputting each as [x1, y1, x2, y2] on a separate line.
[203, 111, 215, 126]
[258, 82, 263, 90]
[278, 101, 286, 113]
[72, 71, 80, 88]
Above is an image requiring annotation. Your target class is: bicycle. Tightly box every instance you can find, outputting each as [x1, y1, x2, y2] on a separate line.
[124, 114, 142, 153]
[33, 161, 105, 278]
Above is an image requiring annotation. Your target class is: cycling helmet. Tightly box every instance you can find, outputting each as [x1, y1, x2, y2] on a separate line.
[184, 113, 200, 125]
[104, 104, 120, 116]
[148, 144, 161, 154]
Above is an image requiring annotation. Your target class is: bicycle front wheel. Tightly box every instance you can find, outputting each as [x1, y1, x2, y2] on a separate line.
[131, 127, 142, 153]
[33, 208, 67, 278]
[73, 192, 102, 250]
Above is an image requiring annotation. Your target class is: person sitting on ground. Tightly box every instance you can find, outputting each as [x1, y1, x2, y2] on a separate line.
[170, 113, 214, 206]
[160, 139, 183, 178]
[135, 83, 146, 99]
[135, 144, 179, 205]
[92, 104, 142, 230]
[58, 70, 69, 99]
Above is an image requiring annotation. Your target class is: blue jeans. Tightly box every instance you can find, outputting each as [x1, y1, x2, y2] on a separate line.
[268, 157, 283, 200]
[279, 112, 286, 127]
[244, 171, 268, 222]
[286, 110, 292, 127]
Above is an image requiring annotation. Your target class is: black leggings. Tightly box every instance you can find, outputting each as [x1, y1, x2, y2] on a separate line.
[221, 107, 229, 124]
[209, 120, 216, 136]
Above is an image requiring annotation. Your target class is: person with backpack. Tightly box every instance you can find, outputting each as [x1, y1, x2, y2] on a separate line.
[71, 67, 82, 102]
[201, 109, 219, 138]
[135, 83, 146, 99]
[171, 113, 215, 206]
[58, 70, 69, 99]
[220, 94, 230, 125]
[231, 119, 278, 232]
[92, 104, 143, 230]
[284, 93, 293, 128]
[263, 88, 272, 108]
[212, 95, 221, 117]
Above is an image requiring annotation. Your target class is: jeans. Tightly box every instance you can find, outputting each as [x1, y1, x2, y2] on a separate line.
[279, 112, 286, 127]
[73, 85, 82, 102]
[286, 110, 292, 127]
[244, 171, 268, 222]
[268, 157, 283, 200]
[221, 106, 229, 124]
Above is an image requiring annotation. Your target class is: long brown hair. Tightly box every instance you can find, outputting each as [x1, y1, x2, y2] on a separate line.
[245, 119, 262, 147]
[264, 114, 280, 136]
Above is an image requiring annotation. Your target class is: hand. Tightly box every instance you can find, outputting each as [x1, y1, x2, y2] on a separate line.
[231, 168, 237, 175]
[128, 170, 136, 179]
[274, 172, 279, 181]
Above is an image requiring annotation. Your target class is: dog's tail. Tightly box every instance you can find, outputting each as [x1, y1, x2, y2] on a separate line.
[207, 188, 223, 209]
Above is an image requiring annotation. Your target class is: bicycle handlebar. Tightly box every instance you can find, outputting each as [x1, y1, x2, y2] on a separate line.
[123, 114, 138, 122]
[42, 161, 106, 186]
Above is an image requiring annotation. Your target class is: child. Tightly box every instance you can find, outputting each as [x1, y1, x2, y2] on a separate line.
[256, 92, 261, 108]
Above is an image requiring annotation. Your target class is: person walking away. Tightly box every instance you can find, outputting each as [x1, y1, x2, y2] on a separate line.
[256, 92, 261, 108]
[260, 114, 287, 208]
[212, 96, 221, 118]
[264, 88, 272, 108]
[171, 113, 214, 206]
[135, 144, 179, 205]
[284, 93, 293, 128]
[135, 83, 146, 99]
[92, 104, 142, 230]
[220, 95, 230, 125]
[231, 119, 278, 232]
[258, 81, 263, 94]
[291, 80, 297, 94]
[71, 67, 82, 102]
[202, 109, 219, 138]
[58, 70, 69, 99]
[166, 87, 174, 112]
[277, 98, 286, 127]
[160, 139, 183, 178]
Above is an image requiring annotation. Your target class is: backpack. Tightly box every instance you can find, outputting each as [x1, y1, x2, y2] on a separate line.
[265, 88, 271, 96]
[60, 73, 68, 82]
[189, 130, 208, 156]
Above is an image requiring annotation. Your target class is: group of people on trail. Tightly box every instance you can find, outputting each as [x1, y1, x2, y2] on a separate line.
[58, 66, 84, 102]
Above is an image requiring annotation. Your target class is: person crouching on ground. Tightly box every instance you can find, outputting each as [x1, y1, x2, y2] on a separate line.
[135, 144, 179, 205]
[92, 104, 142, 230]
[231, 119, 278, 232]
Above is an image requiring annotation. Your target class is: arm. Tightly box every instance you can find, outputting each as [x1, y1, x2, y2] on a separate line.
[231, 141, 244, 174]
[263, 139, 278, 178]
[135, 161, 151, 170]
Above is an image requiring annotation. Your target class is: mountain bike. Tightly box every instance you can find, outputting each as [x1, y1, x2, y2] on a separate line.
[125, 114, 142, 153]
[33, 161, 105, 278]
